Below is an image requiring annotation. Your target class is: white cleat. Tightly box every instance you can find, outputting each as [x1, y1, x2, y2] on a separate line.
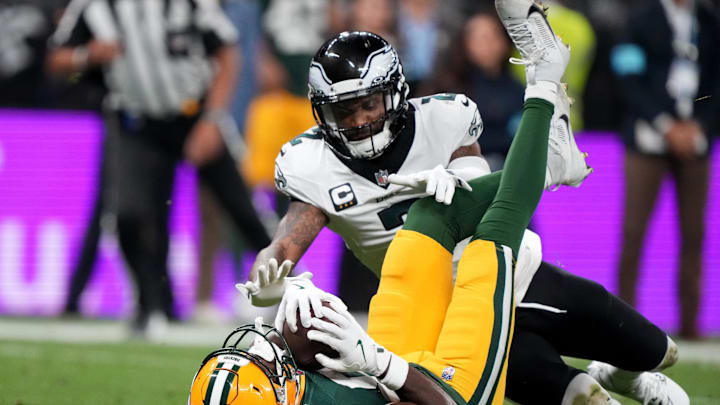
[588, 361, 690, 405]
[495, 0, 570, 84]
[545, 83, 592, 190]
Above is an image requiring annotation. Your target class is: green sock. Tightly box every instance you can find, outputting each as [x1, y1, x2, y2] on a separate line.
[474, 98, 554, 255]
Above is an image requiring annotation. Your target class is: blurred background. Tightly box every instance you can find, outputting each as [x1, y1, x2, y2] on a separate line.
[0, 0, 719, 391]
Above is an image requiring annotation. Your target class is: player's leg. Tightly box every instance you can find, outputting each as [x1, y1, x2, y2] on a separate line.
[376, 0, 574, 400]
[409, 88, 563, 405]
[114, 126, 177, 329]
[617, 153, 666, 307]
[506, 328, 619, 405]
[673, 156, 709, 338]
[410, 2, 575, 400]
[368, 172, 502, 354]
[520, 262, 688, 404]
[426, 96, 554, 405]
[373, 93, 557, 403]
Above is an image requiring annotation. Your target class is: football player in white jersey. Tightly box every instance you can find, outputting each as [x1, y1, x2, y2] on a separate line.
[237, 17, 687, 405]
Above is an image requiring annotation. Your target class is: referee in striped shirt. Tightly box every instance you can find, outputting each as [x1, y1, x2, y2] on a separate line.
[48, 0, 271, 335]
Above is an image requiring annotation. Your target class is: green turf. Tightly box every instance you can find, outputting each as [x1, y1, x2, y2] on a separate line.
[0, 339, 718, 404]
[0, 339, 213, 405]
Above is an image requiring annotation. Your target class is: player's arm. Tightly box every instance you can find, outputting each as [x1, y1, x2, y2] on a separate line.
[236, 201, 328, 307]
[47, 40, 121, 75]
[307, 305, 455, 405]
[448, 141, 491, 179]
[388, 97, 490, 205]
[46, 3, 121, 75]
[256, 200, 328, 270]
[391, 368, 455, 405]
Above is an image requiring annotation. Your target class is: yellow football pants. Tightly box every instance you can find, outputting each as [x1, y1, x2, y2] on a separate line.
[368, 230, 453, 354]
[369, 232, 515, 405]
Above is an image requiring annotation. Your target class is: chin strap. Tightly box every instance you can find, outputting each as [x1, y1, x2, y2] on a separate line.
[345, 120, 394, 159]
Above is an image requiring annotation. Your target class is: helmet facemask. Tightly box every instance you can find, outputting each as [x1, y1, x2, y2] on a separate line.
[312, 82, 406, 159]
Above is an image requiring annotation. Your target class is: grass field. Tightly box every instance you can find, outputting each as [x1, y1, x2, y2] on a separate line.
[1, 337, 719, 405]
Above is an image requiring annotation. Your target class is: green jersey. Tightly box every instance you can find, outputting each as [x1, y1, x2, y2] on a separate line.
[300, 370, 387, 405]
[299, 365, 468, 405]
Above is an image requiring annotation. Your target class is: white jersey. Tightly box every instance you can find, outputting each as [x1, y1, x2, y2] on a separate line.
[276, 93, 481, 274]
[275, 93, 541, 301]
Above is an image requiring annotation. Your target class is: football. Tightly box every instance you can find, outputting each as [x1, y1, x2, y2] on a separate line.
[282, 302, 339, 371]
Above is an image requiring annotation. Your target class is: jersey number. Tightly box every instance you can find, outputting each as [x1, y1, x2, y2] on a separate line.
[377, 199, 419, 230]
[289, 130, 322, 146]
[421, 93, 457, 104]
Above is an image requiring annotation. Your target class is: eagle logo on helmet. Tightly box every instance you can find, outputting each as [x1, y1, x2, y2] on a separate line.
[188, 324, 302, 405]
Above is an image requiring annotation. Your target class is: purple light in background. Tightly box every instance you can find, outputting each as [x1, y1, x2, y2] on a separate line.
[534, 133, 720, 334]
[0, 110, 718, 334]
[0, 109, 341, 320]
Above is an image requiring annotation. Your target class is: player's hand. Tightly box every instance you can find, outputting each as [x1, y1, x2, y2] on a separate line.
[388, 164, 472, 205]
[273, 278, 347, 333]
[666, 120, 700, 161]
[306, 306, 386, 376]
[247, 317, 286, 366]
[235, 258, 296, 306]
[184, 120, 224, 166]
[87, 40, 122, 66]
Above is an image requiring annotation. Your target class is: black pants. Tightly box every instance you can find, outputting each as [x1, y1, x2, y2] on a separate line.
[506, 262, 669, 405]
[64, 130, 112, 313]
[108, 111, 271, 318]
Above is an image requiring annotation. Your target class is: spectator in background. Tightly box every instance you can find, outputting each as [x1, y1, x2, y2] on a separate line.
[574, 0, 638, 130]
[0, 0, 54, 107]
[424, 9, 524, 171]
[243, 46, 315, 192]
[349, 0, 397, 44]
[395, 0, 462, 96]
[262, 0, 343, 96]
[48, 0, 271, 338]
[613, 0, 719, 339]
[509, 0, 595, 130]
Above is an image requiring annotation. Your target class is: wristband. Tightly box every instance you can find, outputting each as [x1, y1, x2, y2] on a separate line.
[378, 351, 409, 391]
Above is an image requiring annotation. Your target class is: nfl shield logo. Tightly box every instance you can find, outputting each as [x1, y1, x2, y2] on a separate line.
[441, 366, 455, 382]
[375, 169, 390, 187]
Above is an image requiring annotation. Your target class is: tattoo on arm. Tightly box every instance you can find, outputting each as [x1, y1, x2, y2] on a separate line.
[274, 202, 328, 260]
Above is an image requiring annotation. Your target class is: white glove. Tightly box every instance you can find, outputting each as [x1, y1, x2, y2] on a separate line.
[235, 258, 299, 306]
[248, 317, 282, 363]
[388, 164, 472, 205]
[274, 277, 347, 333]
[306, 306, 409, 390]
